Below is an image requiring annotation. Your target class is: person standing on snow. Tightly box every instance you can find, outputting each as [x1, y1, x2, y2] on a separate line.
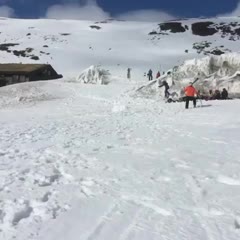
[221, 88, 228, 100]
[184, 82, 198, 109]
[147, 69, 153, 81]
[127, 68, 131, 80]
[159, 80, 170, 98]
[156, 71, 161, 79]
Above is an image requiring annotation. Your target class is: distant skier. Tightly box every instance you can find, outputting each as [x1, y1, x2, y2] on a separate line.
[159, 80, 170, 98]
[147, 69, 153, 81]
[184, 82, 197, 109]
[156, 71, 161, 79]
[127, 68, 131, 80]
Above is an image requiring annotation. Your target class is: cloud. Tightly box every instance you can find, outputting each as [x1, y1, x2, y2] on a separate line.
[0, 5, 15, 17]
[116, 10, 175, 22]
[229, 2, 240, 16]
[219, 1, 240, 17]
[46, 0, 110, 21]
[46, 0, 175, 22]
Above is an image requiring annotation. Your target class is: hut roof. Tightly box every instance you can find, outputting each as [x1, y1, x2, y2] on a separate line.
[0, 64, 50, 74]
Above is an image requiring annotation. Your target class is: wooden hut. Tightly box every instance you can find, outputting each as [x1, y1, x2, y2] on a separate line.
[0, 64, 63, 87]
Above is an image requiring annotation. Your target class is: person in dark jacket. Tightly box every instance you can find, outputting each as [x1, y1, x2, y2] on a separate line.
[127, 68, 131, 79]
[213, 90, 221, 100]
[156, 71, 161, 79]
[159, 80, 170, 98]
[221, 88, 228, 100]
[147, 69, 153, 81]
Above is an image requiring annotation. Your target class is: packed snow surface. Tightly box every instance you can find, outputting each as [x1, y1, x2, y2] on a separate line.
[1, 79, 240, 240]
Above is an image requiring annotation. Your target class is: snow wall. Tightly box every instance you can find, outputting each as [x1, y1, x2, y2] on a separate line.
[76, 65, 111, 85]
[136, 53, 240, 99]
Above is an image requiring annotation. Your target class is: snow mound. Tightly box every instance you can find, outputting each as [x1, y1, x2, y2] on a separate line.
[76, 65, 111, 85]
[0, 81, 68, 108]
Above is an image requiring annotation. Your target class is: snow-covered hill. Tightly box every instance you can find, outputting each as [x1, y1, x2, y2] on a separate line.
[1, 17, 240, 80]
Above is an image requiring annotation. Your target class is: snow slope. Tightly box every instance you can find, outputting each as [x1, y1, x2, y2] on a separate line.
[1, 16, 240, 240]
[1, 79, 240, 240]
[0, 17, 240, 80]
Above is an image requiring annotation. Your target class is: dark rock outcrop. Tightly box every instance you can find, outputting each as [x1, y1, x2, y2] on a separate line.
[159, 22, 187, 33]
[90, 25, 101, 30]
[192, 22, 218, 36]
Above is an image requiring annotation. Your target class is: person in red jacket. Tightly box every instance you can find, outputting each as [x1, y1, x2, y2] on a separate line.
[156, 71, 161, 79]
[184, 82, 198, 109]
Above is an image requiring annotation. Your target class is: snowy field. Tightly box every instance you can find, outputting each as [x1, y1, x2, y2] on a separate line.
[1, 16, 240, 240]
[1, 80, 240, 240]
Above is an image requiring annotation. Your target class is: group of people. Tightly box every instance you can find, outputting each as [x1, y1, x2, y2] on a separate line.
[147, 69, 165, 81]
[158, 80, 230, 109]
[139, 68, 230, 109]
[184, 84, 230, 109]
[200, 89, 229, 100]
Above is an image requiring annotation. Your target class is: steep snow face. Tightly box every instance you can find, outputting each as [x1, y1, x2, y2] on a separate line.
[173, 53, 240, 79]
[171, 53, 240, 96]
[0, 17, 240, 81]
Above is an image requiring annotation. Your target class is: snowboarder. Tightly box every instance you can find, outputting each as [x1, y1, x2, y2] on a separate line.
[184, 82, 197, 109]
[147, 69, 153, 81]
[159, 80, 170, 98]
[127, 68, 131, 80]
[156, 71, 161, 79]
[221, 88, 228, 100]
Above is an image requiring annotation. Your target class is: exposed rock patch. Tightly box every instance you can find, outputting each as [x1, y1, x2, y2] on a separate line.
[90, 25, 101, 30]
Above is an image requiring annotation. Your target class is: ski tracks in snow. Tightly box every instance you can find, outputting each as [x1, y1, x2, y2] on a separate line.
[1, 83, 240, 239]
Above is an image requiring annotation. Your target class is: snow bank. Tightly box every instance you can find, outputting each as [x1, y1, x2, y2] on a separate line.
[76, 65, 111, 85]
[136, 53, 240, 98]
[173, 53, 240, 80]
[0, 81, 68, 108]
[172, 53, 240, 96]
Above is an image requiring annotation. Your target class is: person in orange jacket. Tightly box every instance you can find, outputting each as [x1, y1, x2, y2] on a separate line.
[184, 82, 198, 109]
